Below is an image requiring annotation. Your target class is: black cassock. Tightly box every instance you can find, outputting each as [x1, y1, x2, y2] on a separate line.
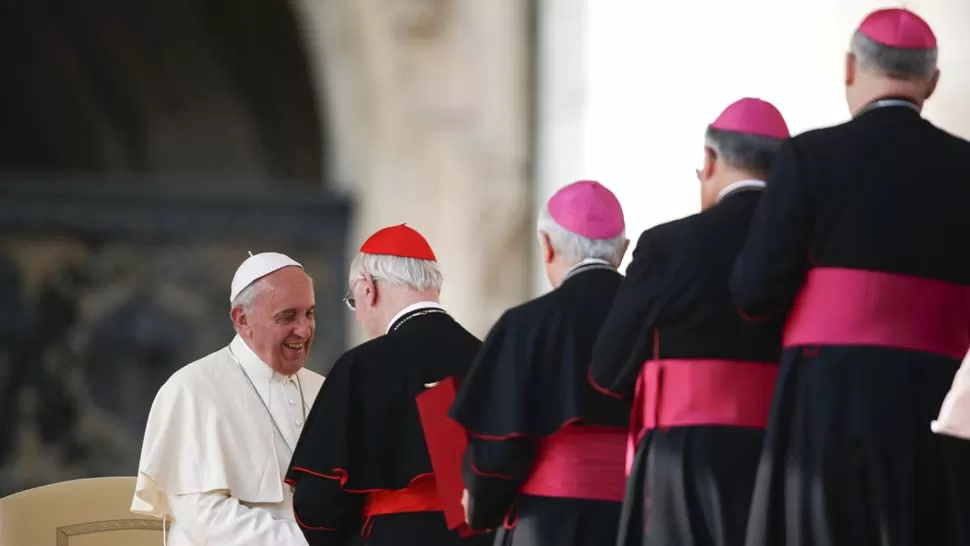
[731, 99, 970, 546]
[449, 264, 630, 546]
[589, 189, 784, 546]
[285, 308, 494, 546]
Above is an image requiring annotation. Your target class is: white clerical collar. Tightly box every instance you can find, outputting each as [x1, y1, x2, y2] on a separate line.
[717, 179, 766, 203]
[564, 258, 612, 276]
[385, 301, 445, 335]
[560, 258, 614, 285]
[230, 335, 281, 382]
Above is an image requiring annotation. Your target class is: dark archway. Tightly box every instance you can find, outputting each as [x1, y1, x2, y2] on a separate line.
[0, 0, 326, 183]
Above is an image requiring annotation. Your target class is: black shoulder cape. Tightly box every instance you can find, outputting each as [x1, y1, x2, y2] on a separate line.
[286, 311, 481, 491]
[449, 267, 630, 438]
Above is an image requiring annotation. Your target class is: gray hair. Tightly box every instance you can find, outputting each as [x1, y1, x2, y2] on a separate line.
[536, 204, 627, 266]
[348, 252, 443, 292]
[704, 127, 785, 178]
[851, 30, 937, 80]
[231, 278, 270, 311]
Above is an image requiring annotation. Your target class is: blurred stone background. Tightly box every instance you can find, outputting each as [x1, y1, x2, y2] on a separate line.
[0, 0, 532, 496]
[3, 0, 970, 497]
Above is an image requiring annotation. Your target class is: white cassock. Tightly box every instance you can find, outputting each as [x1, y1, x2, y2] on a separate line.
[931, 348, 970, 440]
[131, 335, 325, 545]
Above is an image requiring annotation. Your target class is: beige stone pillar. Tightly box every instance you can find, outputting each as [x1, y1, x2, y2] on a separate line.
[530, 0, 591, 294]
[291, 0, 534, 343]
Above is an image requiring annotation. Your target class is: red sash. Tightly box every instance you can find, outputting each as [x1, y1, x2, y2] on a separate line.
[363, 474, 443, 516]
[784, 267, 970, 360]
[519, 425, 626, 503]
[627, 358, 777, 473]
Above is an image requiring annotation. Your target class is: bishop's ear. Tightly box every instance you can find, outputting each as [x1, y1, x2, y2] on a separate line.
[844, 52, 856, 87]
[700, 146, 717, 181]
[538, 231, 555, 265]
[925, 68, 940, 101]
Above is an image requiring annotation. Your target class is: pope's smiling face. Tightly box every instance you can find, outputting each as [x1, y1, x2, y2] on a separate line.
[232, 266, 315, 376]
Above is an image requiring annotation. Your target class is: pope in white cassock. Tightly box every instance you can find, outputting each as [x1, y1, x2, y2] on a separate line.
[933, 348, 970, 441]
[131, 252, 325, 546]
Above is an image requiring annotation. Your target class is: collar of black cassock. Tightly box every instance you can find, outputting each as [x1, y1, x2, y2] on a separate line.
[855, 97, 920, 118]
[561, 261, 616, 285]
[388, 307, 449, 332]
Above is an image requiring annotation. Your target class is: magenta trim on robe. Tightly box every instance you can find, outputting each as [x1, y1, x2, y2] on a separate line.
[626, 359, 777, 474]
[784, 267, 970, 360]
[519, 425, 626, 503]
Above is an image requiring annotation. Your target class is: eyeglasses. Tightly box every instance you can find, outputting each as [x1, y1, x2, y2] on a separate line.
[343, 276, 382, 311]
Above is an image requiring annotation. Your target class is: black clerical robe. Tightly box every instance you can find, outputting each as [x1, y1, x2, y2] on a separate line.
[449, 263, 630, 546]
[285, 309, 493, 546]
[731, 99, 970, 546]
[590, 187, 783, 546]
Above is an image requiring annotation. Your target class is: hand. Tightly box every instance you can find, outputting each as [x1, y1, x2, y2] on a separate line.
[461, 488, 471, 523]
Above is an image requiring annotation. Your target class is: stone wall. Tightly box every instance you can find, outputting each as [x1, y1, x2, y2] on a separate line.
[0, 0, 535, 496]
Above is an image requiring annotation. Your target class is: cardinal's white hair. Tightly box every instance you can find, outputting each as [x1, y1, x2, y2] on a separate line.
[349, 252, 443, 291]
[536, 204, 626, 266]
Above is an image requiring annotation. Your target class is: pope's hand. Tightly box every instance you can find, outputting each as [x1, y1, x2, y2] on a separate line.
[461, 488, 471, 523]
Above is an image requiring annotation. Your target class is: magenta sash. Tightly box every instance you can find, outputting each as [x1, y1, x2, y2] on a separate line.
[784, 267, 970, 360]
[520, 425, 626, 502]
[626, 359, 777, 474]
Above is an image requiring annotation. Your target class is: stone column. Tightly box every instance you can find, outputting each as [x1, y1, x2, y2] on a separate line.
[531, 0, 591, 294]
[291, 0, 534, 342]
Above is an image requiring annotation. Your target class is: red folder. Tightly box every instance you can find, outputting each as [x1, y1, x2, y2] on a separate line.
[416, 376, 473, 535]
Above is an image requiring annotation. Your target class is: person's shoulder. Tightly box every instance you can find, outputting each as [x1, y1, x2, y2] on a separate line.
[164, 347, 228, 388]
[297, 366, 326, 395]
[501, 289, 563, 324]
[149, 346, 230, 410]
[924, 121, 970, 151]
[634, 214, 697, 251]
[788, 119, 856, 152]
[485, 285, 586, 342]
[348, 330, 401, 356]
[794, 123, 840, 141]
[325, 334, 399, 380]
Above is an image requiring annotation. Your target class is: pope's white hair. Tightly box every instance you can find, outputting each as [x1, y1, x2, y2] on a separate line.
[536, 204, 626, 266]
[231, 278, 270, 311]
[349, 252, 443, 291]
